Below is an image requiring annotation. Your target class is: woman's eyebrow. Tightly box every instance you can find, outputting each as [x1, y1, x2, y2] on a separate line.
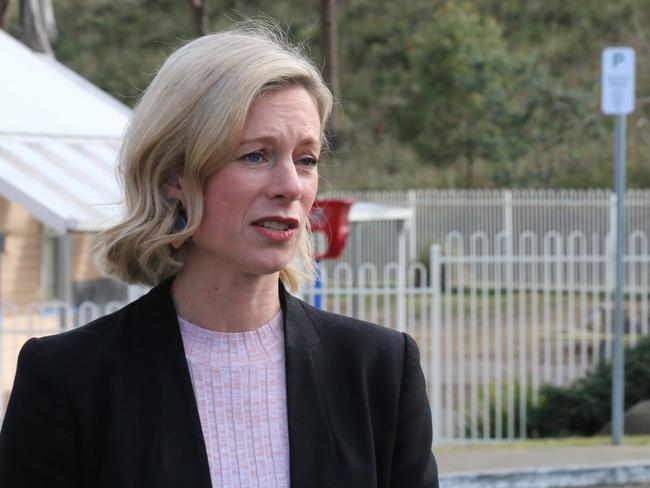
[238, 135, 321, 147]
[239, 135, 276, 146]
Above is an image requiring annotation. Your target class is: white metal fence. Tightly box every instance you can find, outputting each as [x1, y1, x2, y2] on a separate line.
[428, 231, 648, 443]
[320, 188, 650, 271]
[1, 230, 649, 445]
[303, 229, 649, 443]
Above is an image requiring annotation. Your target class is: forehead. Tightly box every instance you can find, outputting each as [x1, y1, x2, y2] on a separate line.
[242, 86, 321, 142]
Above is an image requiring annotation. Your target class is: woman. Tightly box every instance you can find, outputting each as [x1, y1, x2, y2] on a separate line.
[0, 23, 438, 487]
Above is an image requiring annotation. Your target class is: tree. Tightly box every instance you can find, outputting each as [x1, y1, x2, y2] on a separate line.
[20, 0, 57, 55]
[320, 0, 338, 136]
[188, 0, 208, 37]
[0, 0, 9, 29]
[25, 0, 650, 189]
[354, 1, 523, 186]
[336, 0, 587, 187]
[398, 3, 535, 186]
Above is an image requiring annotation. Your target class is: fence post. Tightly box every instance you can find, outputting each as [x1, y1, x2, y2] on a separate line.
[430, 244, 442, 444]
[408, 189, 417, 263]
[396, 223, 407, 332]
[56, 232, 73, 331]
[502, 188, 515, 429]
[502, 190, 514, 250]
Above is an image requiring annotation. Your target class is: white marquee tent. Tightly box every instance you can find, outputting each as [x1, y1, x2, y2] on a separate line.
[0, 30, 130, 301]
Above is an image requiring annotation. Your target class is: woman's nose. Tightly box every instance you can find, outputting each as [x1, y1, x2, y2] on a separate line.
[266, 159, 303, 201]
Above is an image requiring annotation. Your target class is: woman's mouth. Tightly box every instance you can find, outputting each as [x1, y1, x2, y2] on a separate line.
[256, 221, 291, 231]
[251, 217, 299, 241]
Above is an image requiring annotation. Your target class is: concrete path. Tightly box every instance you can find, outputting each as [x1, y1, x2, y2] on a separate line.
[435, 443, 650, 487]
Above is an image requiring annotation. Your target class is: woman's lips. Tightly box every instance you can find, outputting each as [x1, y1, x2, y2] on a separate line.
[251, 217, 299, 241]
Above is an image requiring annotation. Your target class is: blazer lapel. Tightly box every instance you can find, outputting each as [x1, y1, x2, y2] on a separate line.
[139, 281, 212, 488]
[282, 288, 339, 487]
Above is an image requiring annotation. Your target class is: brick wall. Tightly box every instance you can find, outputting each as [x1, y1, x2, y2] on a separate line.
[0, 197, 106, 305]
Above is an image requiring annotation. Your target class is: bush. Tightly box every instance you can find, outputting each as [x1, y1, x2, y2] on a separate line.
[530, 335, 650, 437]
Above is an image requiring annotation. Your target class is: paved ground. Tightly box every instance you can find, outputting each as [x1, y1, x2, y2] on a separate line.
[435, 444, 650, 474]
[435, 443, 650, 487]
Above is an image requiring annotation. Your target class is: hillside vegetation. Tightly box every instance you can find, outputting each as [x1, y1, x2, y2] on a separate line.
[5, 0, 650, 190]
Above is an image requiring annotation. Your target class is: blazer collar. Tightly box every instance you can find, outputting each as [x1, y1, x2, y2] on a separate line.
[139, 278, 212, 488]
[137, 279, 337, 488]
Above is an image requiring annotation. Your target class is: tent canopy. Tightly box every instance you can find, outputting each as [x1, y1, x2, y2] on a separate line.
[0, 30, 129, 234]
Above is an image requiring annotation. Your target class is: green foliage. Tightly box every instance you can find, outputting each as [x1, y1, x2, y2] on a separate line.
[476, 0, 650, 189]
[6, 0, 650, 189]
[24, 0, 319, 107]
[330, 0, 647, 189]
[395, 3, 516, 176]
[530, 335, 650, 437]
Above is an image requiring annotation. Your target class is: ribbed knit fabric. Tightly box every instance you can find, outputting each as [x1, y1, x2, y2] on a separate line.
[178, 311, 290, 488]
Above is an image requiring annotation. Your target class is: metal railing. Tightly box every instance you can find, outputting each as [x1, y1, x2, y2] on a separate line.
[319, 188, 650, 272]
[2, 230, 649, 444]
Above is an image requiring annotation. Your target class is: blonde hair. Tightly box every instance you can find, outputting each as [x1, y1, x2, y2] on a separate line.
[94, 23, 332, 291]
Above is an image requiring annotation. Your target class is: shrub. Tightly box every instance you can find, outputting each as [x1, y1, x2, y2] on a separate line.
[530, 335, 650, 437]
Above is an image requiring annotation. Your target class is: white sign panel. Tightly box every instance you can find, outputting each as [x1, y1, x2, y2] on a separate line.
[601, 47, 635, 115]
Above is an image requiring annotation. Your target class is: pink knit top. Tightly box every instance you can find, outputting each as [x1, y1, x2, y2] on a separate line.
[178, 311, 290, 488]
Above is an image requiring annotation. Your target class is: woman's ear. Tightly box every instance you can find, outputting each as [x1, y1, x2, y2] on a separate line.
[163, 175, 190, 250]
[163, 174, 187, 204]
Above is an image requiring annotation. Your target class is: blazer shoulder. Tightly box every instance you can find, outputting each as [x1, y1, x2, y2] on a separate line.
[293, 298, 408, 362]
[30, 284, 168, 373]
[35, 296, 139, 356]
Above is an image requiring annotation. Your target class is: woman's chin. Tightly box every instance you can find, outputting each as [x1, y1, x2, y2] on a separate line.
[244, 255, 294, 277]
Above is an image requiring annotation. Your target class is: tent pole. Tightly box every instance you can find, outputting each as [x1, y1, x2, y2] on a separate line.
[57, 231, 72, 304]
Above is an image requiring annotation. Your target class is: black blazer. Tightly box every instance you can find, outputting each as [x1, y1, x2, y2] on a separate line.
[0, 279, 438, 487]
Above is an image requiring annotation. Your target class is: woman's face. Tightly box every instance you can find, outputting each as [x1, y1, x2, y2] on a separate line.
[184, 85, 321, 278]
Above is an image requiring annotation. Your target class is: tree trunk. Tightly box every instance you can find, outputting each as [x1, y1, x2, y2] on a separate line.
[20, 0, 57, 56]
[188, 0, 208, 37]
[320, 0, 339, 139]
[0, 0, 9, 29]
[465, 153, 475, 188]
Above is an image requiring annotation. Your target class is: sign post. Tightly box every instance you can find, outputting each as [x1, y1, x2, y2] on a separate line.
[601, 47, 635, 446]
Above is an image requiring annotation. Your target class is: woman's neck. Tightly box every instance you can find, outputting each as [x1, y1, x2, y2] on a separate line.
[170, 265, 281, 333]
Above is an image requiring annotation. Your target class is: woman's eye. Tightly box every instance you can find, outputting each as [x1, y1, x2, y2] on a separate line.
[297, 156, 319, 167]
[240, 151, 265, 163]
